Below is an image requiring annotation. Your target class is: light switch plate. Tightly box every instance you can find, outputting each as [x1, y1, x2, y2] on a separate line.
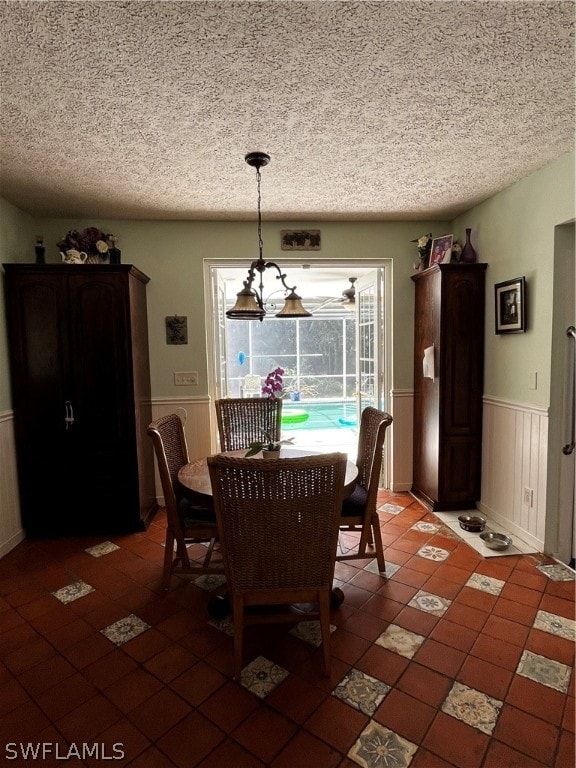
[174, 371, 198, 386]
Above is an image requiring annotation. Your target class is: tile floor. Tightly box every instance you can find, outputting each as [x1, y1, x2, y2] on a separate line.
[0, 492, 574, 767]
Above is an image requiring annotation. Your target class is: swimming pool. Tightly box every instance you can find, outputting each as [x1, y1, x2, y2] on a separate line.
[281, 401, 357, 431]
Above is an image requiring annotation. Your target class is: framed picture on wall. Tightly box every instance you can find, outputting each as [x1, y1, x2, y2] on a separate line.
[494, 277, 526, 334]
[281, 230, 321, 250]
[429, 234, 453, 266]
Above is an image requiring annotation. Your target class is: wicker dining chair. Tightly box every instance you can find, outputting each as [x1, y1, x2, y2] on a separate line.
[215, 396, 282, 452]
[337, 407, 393, 573]
[207, 452, 347, 680]
[147, 414, 224, 590]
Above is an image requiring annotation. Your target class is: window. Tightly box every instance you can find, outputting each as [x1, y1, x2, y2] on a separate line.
[226, 314, 355, 400]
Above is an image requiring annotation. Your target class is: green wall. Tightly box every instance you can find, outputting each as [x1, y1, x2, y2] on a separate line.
[0, 198, 35, 411]
[452, 151, 575, 407]
[3, 217, 447, 401]
[1, 150, 574, 415]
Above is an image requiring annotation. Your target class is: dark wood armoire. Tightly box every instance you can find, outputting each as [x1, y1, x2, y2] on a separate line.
[3, 264, 156, 536]
[411, 263, 487, 511]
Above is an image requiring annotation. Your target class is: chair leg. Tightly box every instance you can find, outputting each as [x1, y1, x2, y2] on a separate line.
[202, 538, 215, 567]
[162, 530, 175, 590]
[371, 515, 386, 573]
[318, 591, 332, 677]
[232, 595, 244, 681]
[173, 533, 191, 569]
[358, 523, 372, 558]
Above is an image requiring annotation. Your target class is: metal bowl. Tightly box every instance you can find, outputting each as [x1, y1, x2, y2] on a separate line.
[458, 514, 486, 532]
[480, 532, 513, 551]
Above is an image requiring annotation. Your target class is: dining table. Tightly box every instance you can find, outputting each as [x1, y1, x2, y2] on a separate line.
[178, 446, 358, 617]
[178, 445, 358, 498]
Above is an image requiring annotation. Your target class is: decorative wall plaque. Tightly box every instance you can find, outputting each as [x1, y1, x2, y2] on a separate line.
[165, 316, 188, 344]
[281, 230, 321, 250]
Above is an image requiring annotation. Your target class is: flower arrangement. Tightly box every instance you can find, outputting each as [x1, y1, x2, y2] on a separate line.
[56, 227, 115, 263]
[262, 367, 285, 399]
[411, 233, 432, 271]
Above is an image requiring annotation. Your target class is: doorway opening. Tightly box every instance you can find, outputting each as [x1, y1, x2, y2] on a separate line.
[204, 259, 392, 474]
[550, 221, 575, 566]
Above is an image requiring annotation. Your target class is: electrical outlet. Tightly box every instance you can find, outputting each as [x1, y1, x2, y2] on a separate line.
[523, 487, 534, 506]
[174, 371, 198, 386]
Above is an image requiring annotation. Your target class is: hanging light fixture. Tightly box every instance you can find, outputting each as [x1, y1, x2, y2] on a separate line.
[226, 152, 312, 321]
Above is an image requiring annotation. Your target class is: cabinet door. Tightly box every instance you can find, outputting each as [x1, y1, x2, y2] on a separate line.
[438, 269, 485, 504]
[67, 273, 137, 522]
[412, 269, 441, 502]
[5, 273, 75, 532]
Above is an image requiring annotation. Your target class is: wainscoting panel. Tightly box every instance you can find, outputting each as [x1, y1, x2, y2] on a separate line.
[479, 397, 548, 550]
[0, 412, 25, 557]
[389, 389, 413, 493]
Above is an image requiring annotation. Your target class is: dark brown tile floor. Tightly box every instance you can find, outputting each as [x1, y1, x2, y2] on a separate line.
[0, 492, 574, 767]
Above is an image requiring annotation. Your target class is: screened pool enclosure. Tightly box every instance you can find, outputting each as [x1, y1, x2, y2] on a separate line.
[227, 314, 356, 400]
[225, 313, 359, 453]
[212, 264, 387, 457]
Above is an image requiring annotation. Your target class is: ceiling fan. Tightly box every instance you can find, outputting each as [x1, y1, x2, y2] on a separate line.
[310, 277, 357, 314]
[339, 277, 357, 308]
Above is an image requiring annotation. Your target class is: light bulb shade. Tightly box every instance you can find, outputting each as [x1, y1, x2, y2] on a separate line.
[226, 287, 265, 319]
[275, 290, 312, 318]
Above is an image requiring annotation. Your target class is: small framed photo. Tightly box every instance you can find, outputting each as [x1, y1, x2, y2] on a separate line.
[429, 234, 453, 266]
[281, 230, 321, 250]
[494, 277, 526, 334]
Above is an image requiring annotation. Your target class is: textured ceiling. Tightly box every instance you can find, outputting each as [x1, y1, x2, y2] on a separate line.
[0, 1, 574, 221]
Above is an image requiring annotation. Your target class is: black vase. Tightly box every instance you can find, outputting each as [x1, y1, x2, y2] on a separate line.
[460, 228, 477, 264]
[109, 247, 121, 265]
[34, 244, 45, 264]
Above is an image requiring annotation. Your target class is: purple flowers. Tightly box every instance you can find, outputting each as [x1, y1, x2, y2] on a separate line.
[262, 367, 284, 399]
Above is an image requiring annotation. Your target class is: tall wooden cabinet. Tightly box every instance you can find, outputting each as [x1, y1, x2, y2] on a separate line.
[411, 263, 487, 511]
[3, 264, 156, 535]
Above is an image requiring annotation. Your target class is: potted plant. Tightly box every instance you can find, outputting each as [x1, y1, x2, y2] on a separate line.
[281, 368, 318, 401]
[261, 367, 285, 399]
[245, 430, 294, 458]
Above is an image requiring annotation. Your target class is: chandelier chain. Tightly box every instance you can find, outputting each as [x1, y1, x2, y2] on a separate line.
[256, 165, 263, 260]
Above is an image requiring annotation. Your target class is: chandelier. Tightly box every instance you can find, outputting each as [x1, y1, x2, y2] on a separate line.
[226, 152, 312, 321]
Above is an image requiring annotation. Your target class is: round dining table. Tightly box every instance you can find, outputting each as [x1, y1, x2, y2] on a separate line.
[178, 446, 358, 497]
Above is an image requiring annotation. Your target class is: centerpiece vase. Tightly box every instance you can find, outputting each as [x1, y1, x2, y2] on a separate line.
[262, 447, 281, 458]
[460, 228, 477, 264]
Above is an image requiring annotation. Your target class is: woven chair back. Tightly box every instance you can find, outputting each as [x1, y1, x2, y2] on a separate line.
[147, 413, 190, 514]
[215, 397, 283, 452]
[355, 407, 393, 497]
[207, 453, 346, 593]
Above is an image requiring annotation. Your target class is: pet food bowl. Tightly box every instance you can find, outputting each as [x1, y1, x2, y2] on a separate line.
[458, 514, 486, 532]
[480, 532, 513, 551]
